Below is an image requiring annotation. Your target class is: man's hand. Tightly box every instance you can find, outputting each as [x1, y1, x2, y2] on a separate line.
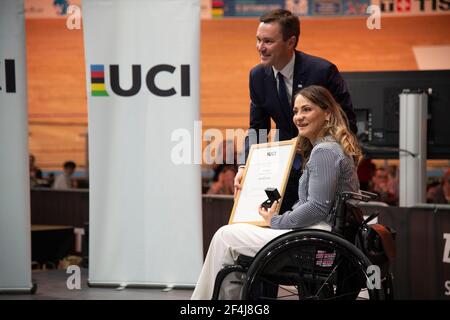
[258, 200, 280, 226]
[233, 166, 245, 199]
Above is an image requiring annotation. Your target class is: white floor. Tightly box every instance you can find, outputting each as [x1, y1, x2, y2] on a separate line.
[0, 268, 193, 300]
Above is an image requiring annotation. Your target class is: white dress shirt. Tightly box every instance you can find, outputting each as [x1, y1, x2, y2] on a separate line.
[272, 53, 295, 105]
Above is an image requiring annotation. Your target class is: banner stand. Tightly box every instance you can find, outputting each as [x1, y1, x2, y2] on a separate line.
[0, 0, 35, 294]
[83, 0, 203, 287]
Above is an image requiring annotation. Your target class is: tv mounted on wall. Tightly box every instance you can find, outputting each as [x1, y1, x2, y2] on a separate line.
[342, 70, 450, 159]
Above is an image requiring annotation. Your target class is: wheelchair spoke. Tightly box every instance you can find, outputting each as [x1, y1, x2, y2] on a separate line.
[337, 267, 366, 284]
[314, 259, 340, 297]
[335, 262, 368, 286]
[287, 248, 309, 298]
[252, 274, 300, 299]
[248, 279, 281, 300]
[322, 289, 365, 300]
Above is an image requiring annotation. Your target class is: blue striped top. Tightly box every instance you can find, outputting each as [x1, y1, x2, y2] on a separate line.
[271, 136, 360, 229]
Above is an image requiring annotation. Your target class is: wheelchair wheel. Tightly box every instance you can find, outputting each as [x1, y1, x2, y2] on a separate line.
[242, 230, 384, 300]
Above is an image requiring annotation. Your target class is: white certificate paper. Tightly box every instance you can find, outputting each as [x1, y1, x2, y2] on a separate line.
[229, 138, 298, 226]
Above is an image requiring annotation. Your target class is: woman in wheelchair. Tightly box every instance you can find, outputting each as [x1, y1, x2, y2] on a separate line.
[192, 85, 364, 300]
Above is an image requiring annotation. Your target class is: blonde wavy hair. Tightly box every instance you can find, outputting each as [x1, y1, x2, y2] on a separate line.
[295, 85, 362, 166]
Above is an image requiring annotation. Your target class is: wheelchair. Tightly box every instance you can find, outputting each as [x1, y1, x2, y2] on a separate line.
[212, 191, 395, 300]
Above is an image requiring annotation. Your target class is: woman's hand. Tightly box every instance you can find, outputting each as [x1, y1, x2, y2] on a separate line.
[258, 200, 280, 226]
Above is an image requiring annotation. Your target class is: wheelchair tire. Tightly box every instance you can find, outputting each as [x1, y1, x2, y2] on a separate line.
[242, 229, 384, 300]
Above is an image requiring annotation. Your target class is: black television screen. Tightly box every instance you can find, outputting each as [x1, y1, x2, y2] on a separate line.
[342, 70, 450, 159]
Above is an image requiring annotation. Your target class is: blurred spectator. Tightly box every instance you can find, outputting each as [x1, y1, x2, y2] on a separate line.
[369, 167, 398, 205]
[386, 165, 399, 201]
[53, 161, 77, 190]
[207, 165, 236, 195]
[427, 169, 450, 204]
[357, 158, 376, 191]
[47, 172, 55, 188]
[212, 140, 238, 182]
[29, 154, 43, 187]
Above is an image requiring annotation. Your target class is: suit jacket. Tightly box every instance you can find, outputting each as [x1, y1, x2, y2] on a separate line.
[245, 50, 356, 157]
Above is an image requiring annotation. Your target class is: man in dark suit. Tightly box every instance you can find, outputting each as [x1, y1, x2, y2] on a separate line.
[234, 9, 357, 213]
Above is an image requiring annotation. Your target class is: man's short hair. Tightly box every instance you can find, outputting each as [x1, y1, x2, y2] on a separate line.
[63, 161, 76, 170]
[260, 9, 300, 47]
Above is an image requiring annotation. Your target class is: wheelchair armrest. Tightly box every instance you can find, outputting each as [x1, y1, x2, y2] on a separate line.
[340, 191, 371, 202]
[360, 190, 379, 200]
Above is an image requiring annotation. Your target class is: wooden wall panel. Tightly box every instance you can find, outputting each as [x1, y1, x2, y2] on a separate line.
[25, 16, 450, 170]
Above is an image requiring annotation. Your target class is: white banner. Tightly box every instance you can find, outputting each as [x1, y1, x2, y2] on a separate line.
[0, 0, 33, 292]
[83, 0, 203, 286]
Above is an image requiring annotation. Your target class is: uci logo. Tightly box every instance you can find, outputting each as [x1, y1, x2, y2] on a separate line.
[90, 64, 190, 97]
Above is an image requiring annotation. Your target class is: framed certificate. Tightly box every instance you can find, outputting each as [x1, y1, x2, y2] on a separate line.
[229, 137, 299, 226]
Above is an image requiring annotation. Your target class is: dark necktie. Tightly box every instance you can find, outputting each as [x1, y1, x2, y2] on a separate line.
[277, 72, 291, 114]
[277, 72, 301, 170]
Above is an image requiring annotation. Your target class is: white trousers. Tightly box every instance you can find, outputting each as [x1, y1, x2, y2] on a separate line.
[191, 222, 331, 300]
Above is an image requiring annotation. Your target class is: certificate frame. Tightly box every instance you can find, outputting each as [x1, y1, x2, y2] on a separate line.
[229, 137, 299, 226]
